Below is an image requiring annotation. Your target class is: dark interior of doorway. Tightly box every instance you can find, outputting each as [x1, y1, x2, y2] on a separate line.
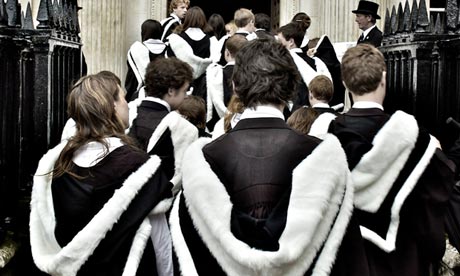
[190, 0, 271, 23]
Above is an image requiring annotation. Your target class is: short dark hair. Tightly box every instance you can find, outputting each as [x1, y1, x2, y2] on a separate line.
[341, 44, 386, 95]
[141, 19, 162, 42]
[277, 23, 304, 48]
[144, 57, 193, 98]
[254, 13, 271, 31]
[233, 39, 300, 108]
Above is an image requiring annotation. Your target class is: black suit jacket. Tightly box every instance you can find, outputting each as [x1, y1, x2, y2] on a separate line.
[357, 26, 383, 47]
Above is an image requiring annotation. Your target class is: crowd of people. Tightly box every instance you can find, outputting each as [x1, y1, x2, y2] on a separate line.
[29, 0, 460, 275]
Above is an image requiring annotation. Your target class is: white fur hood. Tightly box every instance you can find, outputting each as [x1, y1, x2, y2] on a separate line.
[170, 134, 355, 276]
[29, 141, 161, 276]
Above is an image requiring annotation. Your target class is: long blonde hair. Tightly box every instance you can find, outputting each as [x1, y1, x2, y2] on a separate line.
[53, 73, 136, 178]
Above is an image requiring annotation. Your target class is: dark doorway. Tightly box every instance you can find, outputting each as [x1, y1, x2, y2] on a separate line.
[190, 0, 271, 23]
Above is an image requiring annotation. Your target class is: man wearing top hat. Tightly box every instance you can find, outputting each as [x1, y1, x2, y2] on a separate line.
[352, 0, 383, 47]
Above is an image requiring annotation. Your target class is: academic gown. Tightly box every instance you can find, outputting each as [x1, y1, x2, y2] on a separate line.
[330, 108, 455, 276]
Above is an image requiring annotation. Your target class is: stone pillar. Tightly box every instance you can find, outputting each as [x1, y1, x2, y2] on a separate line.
[79, 0, 126, 78]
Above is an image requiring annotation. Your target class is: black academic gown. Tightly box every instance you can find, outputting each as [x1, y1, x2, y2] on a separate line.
[330, 108, 455, 276]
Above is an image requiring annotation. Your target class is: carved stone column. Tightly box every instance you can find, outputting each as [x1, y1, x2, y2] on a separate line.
[79, 0, 126, 77]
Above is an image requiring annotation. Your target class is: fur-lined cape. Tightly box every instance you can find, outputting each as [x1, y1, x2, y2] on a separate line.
[290, 49, 319, 87]
[309, 112, 337, 139]
[168, 34, 213, 79]
[127, 41, 150, 91]
[29, 142, 162, 276]
[170, 135, 354, 276]
[206, 63, 227, 123]
[351, 111, 440, 252]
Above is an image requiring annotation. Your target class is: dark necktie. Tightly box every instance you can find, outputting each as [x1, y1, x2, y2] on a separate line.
[358, 33, 364, 42]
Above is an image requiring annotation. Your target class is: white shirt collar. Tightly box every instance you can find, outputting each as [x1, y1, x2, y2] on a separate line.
[185, 28, 206, 40]
[73, 137, 124, 167]
[313, 102, 330, 108]
[292, 48, 303, 53]
[362, 24, 377, 40]
[224, 60, 235, 67]
[144, 96, 171, 112]
[240, 105, 285, 120]
[352, 101, 384, 110]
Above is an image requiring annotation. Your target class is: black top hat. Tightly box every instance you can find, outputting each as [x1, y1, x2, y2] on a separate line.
[352, 0, 381, 19]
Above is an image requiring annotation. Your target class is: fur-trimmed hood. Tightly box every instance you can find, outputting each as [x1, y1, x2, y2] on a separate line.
[351, 111, 440, 252]
[206, 63, 227, 123]
[309, 112, 337, 139]
[168, 34, 213, 79]
[29, 142, 162, 276]
[146, 111, 198, 213]
[170, 135, 354, 276]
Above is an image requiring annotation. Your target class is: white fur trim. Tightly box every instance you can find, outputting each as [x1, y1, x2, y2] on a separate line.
[148, 214, 174, 276]
[290, 49, 319, 86]
[312, 57, 333, 82]
[122, 219, 152, 276]
[172, 135, 353, 275]
[168, 34, 213, 79]
[211, 117, 225, 139]
[360, 134, 439, 252]
[127, 88, 146, 131]
[127, 41, 150, 91]
[309, 112, 336, 139]
[206, 63, 227, 122]
[146, 111, 198, 190]
[30, 142, 161, 276]
[161, 17, 179, 41]
[352, 111, 418, 212]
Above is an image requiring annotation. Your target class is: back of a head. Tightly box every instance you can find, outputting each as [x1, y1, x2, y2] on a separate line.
[208, 13, 226, 40]
[341, 44, 386, 95]
[169, 0, 190, 13]
[225, 34, 248, 57]
[234, 8, 254, 28]
[144, 57, 193, 98]
[225, 20, 237, 36]
[287, 107, 320, 135]
[141, 19, 162, 42]
[254, 13, 271, 31]
[291, 12, 311, 32]
[233, 39, 300, 108]
[68, 74, 125, 137]
[96, 70, 122, 86]
[277, 23, 304, 48]
[309, 75, 334, 103]
[182, 6, 209, 31]
[177, 95, 206, 129]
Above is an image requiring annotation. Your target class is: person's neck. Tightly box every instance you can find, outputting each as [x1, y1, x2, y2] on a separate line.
[352, 91, 384, 105]
[361, 23, 375, 32]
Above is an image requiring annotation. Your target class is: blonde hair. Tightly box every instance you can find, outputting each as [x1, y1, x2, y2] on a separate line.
[224, 95, 245, 132]
[234, 8, 254, 28]
[169, 0, 189, 13]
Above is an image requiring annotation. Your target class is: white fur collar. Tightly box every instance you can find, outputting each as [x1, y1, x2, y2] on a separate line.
[146, 111, 198, 212]
[168, 34, 213, 79]
[127, 41, 149, 90]
[30, 142, 161, 276]
[289, 49, 319, 86]
[351, 111, 439, 252]
[170, 135, 354, 275]
[309, 112, 336, 139]
[206, 63, 226, 122]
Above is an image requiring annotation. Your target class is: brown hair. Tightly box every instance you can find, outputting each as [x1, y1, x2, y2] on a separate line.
[224, 95, 245, 132]
[287, 107, 319, 135]
[341, 44, 386, 95]
[291, 12, 311, 32]
[234, 8, 254, 28]
[233, 39, 300, 108]
[177, 95, 207, 129]
[54, 73, 135, 178]
[182, 6, 211, 33]
[309, 75, 334, 103]
[277, 23, 304, 48]
[144, 57, 193, 98]
[225, 34, 248, 57]
[169, 0, 189, 13]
